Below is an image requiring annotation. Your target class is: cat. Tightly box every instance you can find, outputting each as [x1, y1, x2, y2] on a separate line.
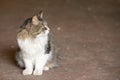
[16, 11, 59, 75]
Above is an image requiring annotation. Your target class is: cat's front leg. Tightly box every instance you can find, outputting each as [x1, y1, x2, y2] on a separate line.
[23, 58, 33, 75]
[33, 56, 47, 75]
[33, 60, 44, 75]
[33, 67, 43, 75]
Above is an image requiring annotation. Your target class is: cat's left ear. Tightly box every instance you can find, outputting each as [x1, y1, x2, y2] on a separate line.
[38, 10, 43, 19]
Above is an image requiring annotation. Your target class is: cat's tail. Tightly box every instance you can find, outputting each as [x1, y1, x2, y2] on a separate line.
[16, 51, 25, 69]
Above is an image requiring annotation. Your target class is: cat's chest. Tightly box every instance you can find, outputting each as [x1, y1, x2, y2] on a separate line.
[18, 35, 48, 54]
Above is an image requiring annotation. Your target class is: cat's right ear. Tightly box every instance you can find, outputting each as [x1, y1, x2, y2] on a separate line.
[32, 15, 39, 25]
[38, 10, 43, 19]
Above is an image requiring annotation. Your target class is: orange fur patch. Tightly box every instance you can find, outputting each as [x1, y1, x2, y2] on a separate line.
[17, 29, 29, 40]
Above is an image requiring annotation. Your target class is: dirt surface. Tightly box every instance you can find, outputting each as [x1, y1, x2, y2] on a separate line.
[0, 0, 120, 80]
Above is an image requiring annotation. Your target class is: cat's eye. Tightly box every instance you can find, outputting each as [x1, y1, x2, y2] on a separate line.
[44, 27, 47, 30]
[42, 27, 47, 30]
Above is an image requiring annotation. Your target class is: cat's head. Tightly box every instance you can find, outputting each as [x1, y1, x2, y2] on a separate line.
[19, 11, 50, 38]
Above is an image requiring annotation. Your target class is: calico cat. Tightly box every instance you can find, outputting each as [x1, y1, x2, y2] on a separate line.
[16, 11, 59, 75]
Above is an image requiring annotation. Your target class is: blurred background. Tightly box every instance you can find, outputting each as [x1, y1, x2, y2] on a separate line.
[0, 0, 120, 80]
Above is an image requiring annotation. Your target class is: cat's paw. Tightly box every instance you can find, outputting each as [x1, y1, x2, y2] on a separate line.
[44, 66, 50, 71]
[33, 69, 43, 75]
[22, 69, 32, 75]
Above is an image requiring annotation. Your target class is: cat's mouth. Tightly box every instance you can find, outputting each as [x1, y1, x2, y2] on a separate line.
[42, 25, 50, 35]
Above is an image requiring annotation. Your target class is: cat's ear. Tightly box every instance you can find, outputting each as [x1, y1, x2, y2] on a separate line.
[38, 10, 43, 19]
[32, 15, 39, 25]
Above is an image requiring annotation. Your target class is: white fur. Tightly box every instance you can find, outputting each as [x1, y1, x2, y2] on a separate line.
[17, 28, 52, 75]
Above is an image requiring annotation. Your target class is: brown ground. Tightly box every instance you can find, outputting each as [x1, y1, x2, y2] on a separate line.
[0, 0, 120, 80]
